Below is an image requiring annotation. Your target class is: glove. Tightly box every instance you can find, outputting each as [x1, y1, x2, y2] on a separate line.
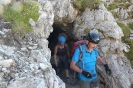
[104, 64, 111, 76]
[82, 70, 92, 78]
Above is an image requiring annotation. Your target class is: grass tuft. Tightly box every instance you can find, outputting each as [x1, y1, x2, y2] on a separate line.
[2, 1, 40, 36]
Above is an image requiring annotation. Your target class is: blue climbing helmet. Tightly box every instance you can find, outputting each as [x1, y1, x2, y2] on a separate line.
[58, 36, 66, 43]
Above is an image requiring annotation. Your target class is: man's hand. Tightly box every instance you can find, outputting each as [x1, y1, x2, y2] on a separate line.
[104, 64, 111, 76]
[82, 70, 92, 78]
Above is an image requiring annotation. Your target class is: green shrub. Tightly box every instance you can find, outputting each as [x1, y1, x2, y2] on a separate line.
[121, 0, 128, 2]
[118, 2, 131, 9]
[114, 0, 127, 3]
[125, 41, 133, 68]
[117, 22, 130, 38]
[74, 0, 84, 11]
[123, 3, 131, 9]
[74, 0, 100, 12]
[117, 21, 133, 68]
[128, 22, 133, 30]
[107, 2, 118, 10]
[3, 1, 40, 36]
[0, 4, 4, 17]
[131, 60, 133, 68]
[84, 28, 90, 34]
[128, 11, 133, 19]
[112, 12, 120, 18]
[78, 20, 84, 26]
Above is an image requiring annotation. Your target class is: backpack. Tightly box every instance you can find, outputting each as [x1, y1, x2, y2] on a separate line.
[71, 40, 86, 55]
[71, 40, 86, 69]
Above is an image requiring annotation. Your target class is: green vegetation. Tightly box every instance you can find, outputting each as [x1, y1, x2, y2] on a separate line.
[2, 1, 40, 36]
[114, 0, 127, 3]
[0, 4, 4, 17]
[116, 2, 131, 10]
[128, 22, 133, 30]
[117, 22, 130, 38]
[131, 61, 133, 68]
[117, 22, 133, 68]
[128, 11, 133, 19]
[74, 0, 84, 11]
[122, 3, 131, 9]
[78, 20, 84, 26]
[2, 53, 7, 57]
[125, 40, 133, 68]
[112, 12, 120, 18]
[74, 0, 100, 12]
[105, 0, 132, 10]
[107, 2, 118, 10]
[128, 22, 133, 67]
[84, 28, 90, 34]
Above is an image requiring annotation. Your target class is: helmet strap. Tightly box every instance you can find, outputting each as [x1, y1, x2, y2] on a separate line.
[86, 42, 90, 48]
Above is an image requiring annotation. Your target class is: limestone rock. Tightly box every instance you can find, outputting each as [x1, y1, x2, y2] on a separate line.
[0, 0, 133, 88]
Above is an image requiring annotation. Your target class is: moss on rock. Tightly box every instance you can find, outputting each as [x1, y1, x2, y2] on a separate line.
[73, 0, 100, 12]
[128, 22, 133, 30]
[2, 1, 40, 36]
[117, 22, 130, 38]
[117, 22, 133, 68]
[84, 28, 90, 34]
[107, 2, 118, 10]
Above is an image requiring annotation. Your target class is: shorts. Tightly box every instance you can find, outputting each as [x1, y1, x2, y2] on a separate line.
[58, 55, 69, 70]
[79, 77, 99, 88]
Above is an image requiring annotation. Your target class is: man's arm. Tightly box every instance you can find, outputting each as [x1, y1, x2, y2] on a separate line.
[97, 56, 106, 65]
[97, 56, 112, 75]
[70, 61, 82, 73]
[70, 60, 92, 78]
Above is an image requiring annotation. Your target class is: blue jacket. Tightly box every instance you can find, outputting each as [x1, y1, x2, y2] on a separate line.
[72, 44, 99, 81]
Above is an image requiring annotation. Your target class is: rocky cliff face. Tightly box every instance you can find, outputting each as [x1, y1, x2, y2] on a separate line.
[72, 3, 133, 88]
[0, 0, 133, 88]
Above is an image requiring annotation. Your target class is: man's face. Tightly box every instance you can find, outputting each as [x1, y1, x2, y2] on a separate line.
[89, 42, 98, 49]
[86, 40, 98, 49]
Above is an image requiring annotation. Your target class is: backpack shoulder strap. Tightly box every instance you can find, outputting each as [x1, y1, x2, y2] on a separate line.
[76, 45, 85, 70]
[77, 45, 83, 61]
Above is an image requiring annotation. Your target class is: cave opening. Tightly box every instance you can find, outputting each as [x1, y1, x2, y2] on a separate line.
[48, 23, 75, 76]
[48, 24, 67, 56]
[48, 23, 76, 57]
[47, 23, 79, 85]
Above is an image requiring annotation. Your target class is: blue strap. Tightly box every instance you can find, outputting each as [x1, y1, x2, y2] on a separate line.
[77, 45, 98, 70]
[77, 45, 84, 69]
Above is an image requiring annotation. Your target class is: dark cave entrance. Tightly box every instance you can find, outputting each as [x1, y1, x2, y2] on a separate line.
[48, 24, 69, 75]
[47, 24, 67, 56]
[47, 23, 78, 85]
[48, 23, 75, 57]
[47, 23, 75, 72]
